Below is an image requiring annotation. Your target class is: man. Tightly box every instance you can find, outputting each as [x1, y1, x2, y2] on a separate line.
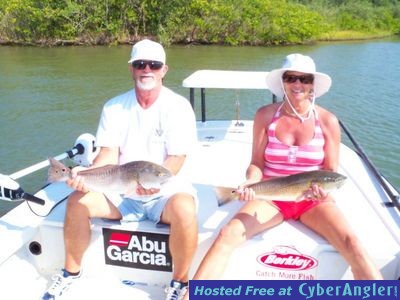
[42, 39, 198, 300]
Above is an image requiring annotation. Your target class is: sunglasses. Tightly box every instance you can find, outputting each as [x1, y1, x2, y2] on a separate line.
[282, 73, 314, 84]
[131, 60, 164, 70]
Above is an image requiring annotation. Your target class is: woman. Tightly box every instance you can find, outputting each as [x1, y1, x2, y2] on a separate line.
[190, 53, 383, 283]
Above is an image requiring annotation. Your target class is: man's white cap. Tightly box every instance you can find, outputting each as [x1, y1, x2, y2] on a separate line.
[128, 39, 166, 64]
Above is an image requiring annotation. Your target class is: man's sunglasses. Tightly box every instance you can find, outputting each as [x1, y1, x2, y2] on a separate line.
[131, 60, 164, 70]
[282, 73, 314, 84]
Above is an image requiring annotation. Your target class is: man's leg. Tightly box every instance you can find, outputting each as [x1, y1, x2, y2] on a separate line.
[161, 193, 197, 282]
[64, 191, 122, 272]
[42, 191, 122, 299]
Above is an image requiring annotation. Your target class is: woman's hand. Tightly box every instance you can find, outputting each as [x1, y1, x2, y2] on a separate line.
[236, 179, 259, 202]
[303, 182, 328, 201]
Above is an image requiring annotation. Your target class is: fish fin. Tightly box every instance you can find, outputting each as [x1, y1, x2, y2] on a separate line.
[47, 157, 71, 183]
[214, 186, 237, 206]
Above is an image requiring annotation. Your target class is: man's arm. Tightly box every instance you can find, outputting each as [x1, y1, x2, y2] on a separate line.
[92, 147, 119, 167]
[163, 154, 186, 175]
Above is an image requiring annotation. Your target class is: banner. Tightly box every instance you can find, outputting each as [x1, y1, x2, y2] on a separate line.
[102, 228, 172, 272]
[189, 280, 399, 300]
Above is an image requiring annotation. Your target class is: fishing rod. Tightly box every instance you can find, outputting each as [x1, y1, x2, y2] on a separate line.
[0, 133, 98, 206]
[339, 120, 400, 210]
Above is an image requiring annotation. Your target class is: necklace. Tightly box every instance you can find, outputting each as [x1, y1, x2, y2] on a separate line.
[283, 99, 313, 123]
[283, 104, 308, 117]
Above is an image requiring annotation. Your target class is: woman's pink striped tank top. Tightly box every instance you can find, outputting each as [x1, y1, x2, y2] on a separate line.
[263, 104, 325, 178]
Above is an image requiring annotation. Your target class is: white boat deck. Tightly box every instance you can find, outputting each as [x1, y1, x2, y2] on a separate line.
[1, 69, 399, 299]
[0, 120, 399, 299]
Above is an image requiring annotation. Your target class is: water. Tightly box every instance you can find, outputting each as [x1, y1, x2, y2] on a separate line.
[1, 38, 399, 216]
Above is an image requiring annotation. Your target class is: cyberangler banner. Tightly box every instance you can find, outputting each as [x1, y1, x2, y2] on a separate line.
[189, 280, 399, 300]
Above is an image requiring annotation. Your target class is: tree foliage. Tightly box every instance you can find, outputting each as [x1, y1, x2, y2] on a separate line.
[0, 0, 399, 45]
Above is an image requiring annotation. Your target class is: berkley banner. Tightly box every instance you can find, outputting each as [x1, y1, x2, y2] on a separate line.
[189, 280, 399, 300]
[257, 245, 318, 271]
[255, 245, 318, 280]
[102, 228, 172, 272]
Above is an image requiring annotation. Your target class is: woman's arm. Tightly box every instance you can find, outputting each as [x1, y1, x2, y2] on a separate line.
[238, 104, 277, 201]
[318, 107, 341, 172]
[247, 104, 278, 180]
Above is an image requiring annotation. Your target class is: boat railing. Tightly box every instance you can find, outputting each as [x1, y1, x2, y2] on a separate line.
[339, 120, 400, 211]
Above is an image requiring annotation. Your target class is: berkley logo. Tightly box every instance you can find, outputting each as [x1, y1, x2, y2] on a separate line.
[102, 228, 172, 272]
[257, 245, 318, 271]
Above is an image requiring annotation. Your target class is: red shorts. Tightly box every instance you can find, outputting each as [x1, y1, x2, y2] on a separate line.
[271, 200, 320, 220]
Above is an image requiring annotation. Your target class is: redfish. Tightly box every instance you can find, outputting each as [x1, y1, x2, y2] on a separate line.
[215, 170, 347, 206]
[47, 157, 172, 195]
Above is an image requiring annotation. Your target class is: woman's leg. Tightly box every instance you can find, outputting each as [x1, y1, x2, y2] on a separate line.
[192, 200, 284, 280]
[300, 200, 383, 279]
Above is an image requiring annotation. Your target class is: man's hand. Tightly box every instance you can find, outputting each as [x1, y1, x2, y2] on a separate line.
[66, 166, 89, 193]
[135, 184, 160, 196]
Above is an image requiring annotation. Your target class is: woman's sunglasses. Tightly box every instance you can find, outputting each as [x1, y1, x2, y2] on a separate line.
[282, 73, 314, 84]
[131, 60, 164, 70]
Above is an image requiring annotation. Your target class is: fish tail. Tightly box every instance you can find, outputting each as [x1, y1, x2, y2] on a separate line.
[214, 186, 237, 206]
[47, 157, 71, 183]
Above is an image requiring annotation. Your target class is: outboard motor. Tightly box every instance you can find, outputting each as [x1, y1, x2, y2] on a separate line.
[0, 133, 99, 207]
[70, 133, 99, 167]
[0, 174, 45, 205]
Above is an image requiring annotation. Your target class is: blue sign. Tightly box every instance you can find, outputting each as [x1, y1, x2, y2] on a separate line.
[189, 280, 399, 299]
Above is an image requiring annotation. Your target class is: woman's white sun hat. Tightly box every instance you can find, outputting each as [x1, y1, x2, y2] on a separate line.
[266, 53, 332, 99]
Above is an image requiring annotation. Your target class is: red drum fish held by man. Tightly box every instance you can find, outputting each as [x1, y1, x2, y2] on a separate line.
[47, 157, 172, 195]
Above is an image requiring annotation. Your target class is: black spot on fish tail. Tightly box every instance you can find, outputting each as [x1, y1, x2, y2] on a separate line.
[214, 186, 237, 206]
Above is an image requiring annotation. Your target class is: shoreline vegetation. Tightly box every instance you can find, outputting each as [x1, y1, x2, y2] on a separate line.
[1, 0, 399, 47]
[0, 30, 397, 47]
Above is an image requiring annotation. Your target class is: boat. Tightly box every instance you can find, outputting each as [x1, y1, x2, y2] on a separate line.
[0, 70, 399, 299]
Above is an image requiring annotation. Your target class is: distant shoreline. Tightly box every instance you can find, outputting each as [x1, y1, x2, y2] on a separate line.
[1, 32, 397, 47]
